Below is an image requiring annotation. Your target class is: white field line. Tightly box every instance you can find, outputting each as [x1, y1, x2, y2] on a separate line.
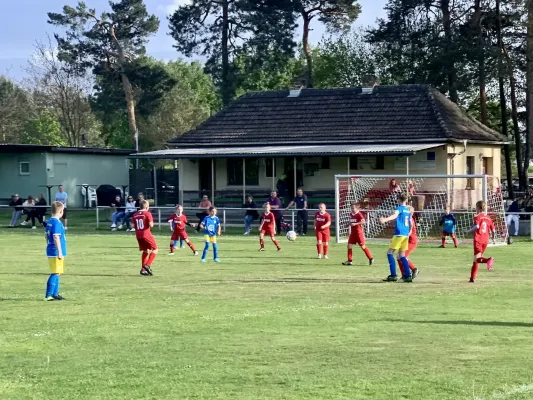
[473, 384, 533, 400]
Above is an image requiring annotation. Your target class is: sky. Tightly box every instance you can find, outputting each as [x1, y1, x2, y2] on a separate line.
[0, 0, 388, 80]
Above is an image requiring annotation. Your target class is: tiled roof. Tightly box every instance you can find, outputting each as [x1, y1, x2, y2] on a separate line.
[168, 85, 507, 147]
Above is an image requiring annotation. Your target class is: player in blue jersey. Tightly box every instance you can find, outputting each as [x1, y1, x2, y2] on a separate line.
[379, 193, 413, 283]
[44, 202, 67, 301]
[199, 206, 221, 263]
[439, 206, 458, 248]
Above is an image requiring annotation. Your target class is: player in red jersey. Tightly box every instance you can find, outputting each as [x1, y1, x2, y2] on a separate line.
[259, 203, 280, 251]
[397, 206, 419, 279]
[315, 203, 332, 259]
[342, 203, 374, 266]
[467, 200, 495, 283]
[167, 205, 198, 256]
[132, 200, 158, 276]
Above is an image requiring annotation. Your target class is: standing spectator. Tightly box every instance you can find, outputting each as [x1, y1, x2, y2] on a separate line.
[506, 197, 521, 236]
[122, 196, 137, 232]
[110, 195, 125, 231]
[28, 194, 47, 229]
[20, 196, 36, 226]
[389, 179, 401, 193]
[242, 195, 259, 235]
[264, 190, 283, 231]
[286, 188, 308, 236]
[135, 193, 145, 209]
[8, 194, 24, 227]
[196, 194, 212, 232]
[55, 185, 68, 230]
[276, 173, 288, 205]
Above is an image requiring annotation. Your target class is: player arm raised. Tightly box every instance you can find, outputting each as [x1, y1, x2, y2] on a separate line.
[379, 211, 399, 224]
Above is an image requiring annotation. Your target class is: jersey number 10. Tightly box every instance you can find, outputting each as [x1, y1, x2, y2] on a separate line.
[135, 219, 144, 230]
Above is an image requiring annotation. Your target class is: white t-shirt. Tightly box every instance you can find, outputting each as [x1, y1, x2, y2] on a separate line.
[55, 192, 68, 208]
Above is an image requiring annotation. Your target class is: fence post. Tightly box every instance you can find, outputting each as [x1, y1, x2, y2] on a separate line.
[158, 208, 161, 231]
[96, 207, 99, 229]
[223, 209, 226, 232]
[291, 210, 295, 231]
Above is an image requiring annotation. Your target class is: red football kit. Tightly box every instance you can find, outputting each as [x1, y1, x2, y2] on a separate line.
[315, 211, 331, 242]
[473, 213, 494, 255]
[168, 213, 189, 240]
[348, 211, 366, 245]
[260, 212, 276, 236]
[406, 216, 417, 257]
[133, 210, 158, 251]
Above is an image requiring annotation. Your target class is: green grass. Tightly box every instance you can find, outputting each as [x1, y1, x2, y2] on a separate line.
[1, 226, 533, 400]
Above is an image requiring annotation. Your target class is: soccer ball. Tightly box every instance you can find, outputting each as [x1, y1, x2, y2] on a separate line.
[286, 231, 297, 241]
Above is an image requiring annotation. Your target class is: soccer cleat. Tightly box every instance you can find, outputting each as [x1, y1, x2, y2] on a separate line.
[259, 248, 265, 252]
[277, 248, 281, 252]
[383, 275, 398, 282]
[317, 254, 322, 259]
[369, 258, 375, 266]
[53, 295, 65, 300]
[31, 226, 37, 230]
[44, 296, 56, 301]
[200, 259, 207, 263]
[439, 245, 445, 248]
[141, 265, 153, 276]
[412, 268, 420, 279]
[342, 260, 353, 266]
[168, 252, 175, 256]
[324, 255, 329, 259]
[403, 276, 413, 283]
[194, 251, 199, 256]
[487, 257, 494, 271]
[214, 258, 221, 263]
[469, 278, 475, 283]
[140, 269, 149, 276]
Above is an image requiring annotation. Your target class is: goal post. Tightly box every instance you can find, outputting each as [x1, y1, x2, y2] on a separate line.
[334, 174, 508, 245]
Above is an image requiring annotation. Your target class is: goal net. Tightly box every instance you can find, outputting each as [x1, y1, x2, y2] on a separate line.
[334, 174, 508, 245]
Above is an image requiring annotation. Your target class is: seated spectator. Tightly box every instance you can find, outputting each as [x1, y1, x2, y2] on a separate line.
[389, 179, 401, 193]
[123, 195, 137, 232]
[242, 195, 259, 235]
[20, 196, 36, 226]
[196, 194, 212, 232]
[8, 194, 23, 227]
[110, 195, 125, 231]
[27, 193, 47, 229]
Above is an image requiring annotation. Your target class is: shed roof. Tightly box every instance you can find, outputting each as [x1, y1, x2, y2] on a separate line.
[0, 144, 132, 156]
[168, 85, 506, 148]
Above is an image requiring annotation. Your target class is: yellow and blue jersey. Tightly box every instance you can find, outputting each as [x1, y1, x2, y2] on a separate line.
[202, 216, 220, 237]
[394, 205, 411, 237]
[45, 217, 67, 258]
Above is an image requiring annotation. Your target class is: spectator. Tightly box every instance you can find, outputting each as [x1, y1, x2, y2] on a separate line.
[242, 195, 259, 235]
[389, 179, 401, 193]
[8, 194, 24, 227]
[264, 190, 283, 230]
[286, 188, 308, 236]
[110, 195, 125, 231]
[135, 192, 145, 209]
[20, 196, 36, 226]
[122, 195, 137, 232]
[55, 185, 68, 230]
[196, 194, 212, 232]
[28, 193, 47, 229]
[506, 197, 521, 236]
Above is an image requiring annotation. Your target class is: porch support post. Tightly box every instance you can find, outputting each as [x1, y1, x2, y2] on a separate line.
[211, 158, 215, 205]
[406, 156, 410, 176]
[153, 161, 158, 207]
[293, 157, 297, 198]
[347, 156, 350, 174]
[179, 158, 184, 205]
[242, 158, 246, 203]
[272, 157, 275, 190]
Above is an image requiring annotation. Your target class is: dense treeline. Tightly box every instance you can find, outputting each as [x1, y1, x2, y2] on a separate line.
[0, 0, 531, 189]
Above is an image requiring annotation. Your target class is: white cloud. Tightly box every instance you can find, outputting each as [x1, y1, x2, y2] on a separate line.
[161, 0, 192, 15]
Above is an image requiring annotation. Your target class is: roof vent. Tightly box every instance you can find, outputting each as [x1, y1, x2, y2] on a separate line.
[361, 74, 379, 94]
[288, 86, 304, 97]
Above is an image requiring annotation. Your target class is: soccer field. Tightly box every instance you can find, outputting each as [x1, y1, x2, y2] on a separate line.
[1, 229, 532, 400]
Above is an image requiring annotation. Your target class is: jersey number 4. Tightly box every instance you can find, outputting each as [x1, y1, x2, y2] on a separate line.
[135, 219, 144, 230]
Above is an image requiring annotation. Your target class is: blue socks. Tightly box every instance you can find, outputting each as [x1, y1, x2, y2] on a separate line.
[202, 242, 209, 260]
[387, 254, 396, 276]
[213, 243, 218, 260]
[46, 274, 60, 297]
[400, 257, 411, 278]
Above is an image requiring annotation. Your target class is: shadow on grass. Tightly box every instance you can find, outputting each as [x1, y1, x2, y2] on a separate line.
[388, 319, 533, 328]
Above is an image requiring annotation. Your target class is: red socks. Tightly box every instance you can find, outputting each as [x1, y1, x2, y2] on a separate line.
[408, 259, 416, 271]
[323, 245, 329, 256]
[187, 241, 196, 252]
[146, 252, 157, 267]
[441, 236, 446, 246]
[317, 244, 323, 255]
[363, 247, 373, 260]
[142, 251, 149, 266]
[260, 238, 265, 248]
[452, 235, 458, 247]
[471, 262, 479, 280]
[476, 257, 489, 263]
[273, 239, 280, 250]
[170, 244, 175, 253]
[347, 248, 353, 261]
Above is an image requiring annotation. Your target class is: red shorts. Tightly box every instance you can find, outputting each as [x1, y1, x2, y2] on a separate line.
[405, 240, 417, 257]
[137, 236, 158, 251]
[474, 241, 488, 255]
[348, 234, 365, 246]
[261, 228, 276, 237]
[316, 230, 331, 243]
[171, 231, 188, 241]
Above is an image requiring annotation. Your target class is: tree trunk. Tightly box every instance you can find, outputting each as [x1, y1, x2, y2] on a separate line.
[506, 53, 525, 189]
[441, 0, 458, 103]
[221, 0, 231, 106]
[302, 13, 313, 88]
[472, 0, 487, 124]
[496, 0, 514, 198]
[525, 0, 533, 182]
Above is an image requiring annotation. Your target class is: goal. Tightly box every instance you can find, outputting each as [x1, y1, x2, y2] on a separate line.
[334, 174, 508, 245]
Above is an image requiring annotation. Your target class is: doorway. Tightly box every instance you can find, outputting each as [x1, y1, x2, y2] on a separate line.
[199, 159, 215, 193]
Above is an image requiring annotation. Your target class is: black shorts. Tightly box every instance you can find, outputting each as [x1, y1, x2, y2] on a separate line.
[62, 208, 68, 218]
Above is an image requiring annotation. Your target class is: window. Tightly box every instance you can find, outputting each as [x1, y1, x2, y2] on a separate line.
[466, 156, 475, 188]
[19, 161, 30, 176]
[321, 157, 330, 169]
[227, 158, 259, 186]
[265, 158, 276, 178]
[349, 156, 385, 170]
